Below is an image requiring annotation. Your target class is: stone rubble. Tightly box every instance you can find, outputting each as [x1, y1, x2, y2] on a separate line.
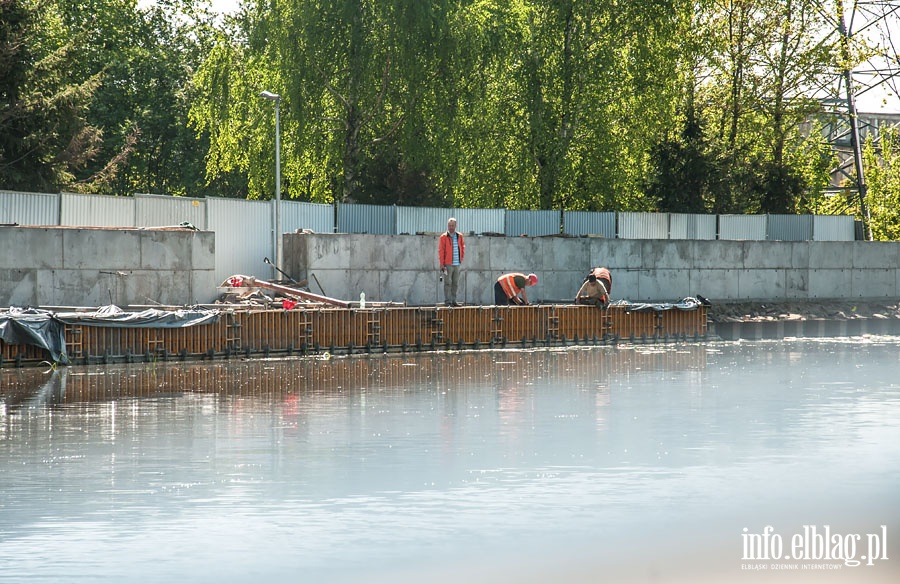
[706, 300, 900, 323]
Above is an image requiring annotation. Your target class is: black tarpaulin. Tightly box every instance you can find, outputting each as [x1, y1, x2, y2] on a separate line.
[1, 305, 220, 365]
[0, 308, 69, 365]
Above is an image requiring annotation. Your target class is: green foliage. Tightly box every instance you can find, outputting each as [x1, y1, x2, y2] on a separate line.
[863, 131, 900, 241]
[0, 0, 876, 217]
[645, 91, 714, 213]
[0, 0, 102, 191]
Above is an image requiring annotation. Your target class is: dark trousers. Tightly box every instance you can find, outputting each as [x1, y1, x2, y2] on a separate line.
[494, 281, 514, 305]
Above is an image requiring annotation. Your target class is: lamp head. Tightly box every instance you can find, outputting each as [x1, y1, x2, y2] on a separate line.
[259, 90, 280, 101]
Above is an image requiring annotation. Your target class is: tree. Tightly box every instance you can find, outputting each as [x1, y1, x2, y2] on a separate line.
[646, 90, 714, 213]
[863, 130, 900, 241]
[0, 0, 102, 191]
[698, 0, 839, 214]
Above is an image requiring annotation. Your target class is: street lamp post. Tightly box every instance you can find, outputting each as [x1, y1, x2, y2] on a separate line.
[259, 90, 282, 276]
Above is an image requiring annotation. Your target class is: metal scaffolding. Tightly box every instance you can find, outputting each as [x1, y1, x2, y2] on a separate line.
[821, 1, 900, 240]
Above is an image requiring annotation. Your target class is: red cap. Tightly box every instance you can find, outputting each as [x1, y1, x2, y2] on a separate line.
[528, 273, 538, 285]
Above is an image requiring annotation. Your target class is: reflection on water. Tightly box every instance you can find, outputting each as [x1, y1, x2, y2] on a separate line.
[1, 341, 899, 583]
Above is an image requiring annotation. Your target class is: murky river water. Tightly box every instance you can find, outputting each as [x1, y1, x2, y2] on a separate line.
[1, 340, 899, 583]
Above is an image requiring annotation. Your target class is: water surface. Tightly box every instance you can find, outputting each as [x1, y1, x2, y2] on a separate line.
[1, 340, 898, 583]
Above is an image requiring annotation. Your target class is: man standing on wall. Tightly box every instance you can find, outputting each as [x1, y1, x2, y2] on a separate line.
[438, 217, 465, 307]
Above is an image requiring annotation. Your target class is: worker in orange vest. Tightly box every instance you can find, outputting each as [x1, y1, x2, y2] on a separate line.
[438, 217, 465, 307]
[494, 272, 537, 305]
[575, 267, 612, 307]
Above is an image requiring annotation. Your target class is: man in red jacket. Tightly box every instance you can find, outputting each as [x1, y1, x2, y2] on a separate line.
[438, 217, 465, 306]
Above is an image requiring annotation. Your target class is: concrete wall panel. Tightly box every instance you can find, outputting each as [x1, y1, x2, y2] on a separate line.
[689, 269, 739, 299]
[1, 227, 216, 307]
[463, 271, 493, 306]
[307, 269, 350, 300]
[190, 270, 218, 305]
[351, 234, 388, 270]
[191, 233, 216, 277]
[809, 242, 853, 270]
[542, 237, 591, 274]
[789, 242, 810, 269]
[488, 237, 542, 273]
[807, 269, 852, 300]
[785, 269, 809, 298]
[0, 269, 36, 306]
[540, 270, 584, 302]
[42, 270, 112, 307]
[611, 269, 642, 302]
[62, 229, 142, 270]
[738, 269, 784, 299]
[382, 234, 434, 271]
[122, 271, 182, 306]
[850, 269, 895, 298]
[690, 241, 743, 269]
[637, 269, 691, 302]
[141, 231, 191, 270]
[464, 236, 493, 271]
[0, 226, 64, 269]
[852, 242, 900, 269]
[589, 239, 635, 270]
[306, 235, 352, 270]
[742, 242, 792, 269]
[641, 240, 693, 269]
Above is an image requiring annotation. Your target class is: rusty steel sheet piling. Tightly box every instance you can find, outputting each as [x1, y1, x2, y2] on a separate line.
[1, 304, 708, 367]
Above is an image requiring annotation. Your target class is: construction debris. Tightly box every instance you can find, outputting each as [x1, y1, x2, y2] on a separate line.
[216, 275, 350, 308]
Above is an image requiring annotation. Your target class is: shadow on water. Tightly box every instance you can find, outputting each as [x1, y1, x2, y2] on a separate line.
[1, 344, 708, 406]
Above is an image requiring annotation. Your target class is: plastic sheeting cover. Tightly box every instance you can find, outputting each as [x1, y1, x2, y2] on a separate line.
[55, 305, 220, 328]
[0, 307, 69, 365]
[1, 305, 220, 364]
[608, 297, 706, 312]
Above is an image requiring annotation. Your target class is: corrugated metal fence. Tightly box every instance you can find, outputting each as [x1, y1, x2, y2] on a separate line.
[1, 190, 858, 282]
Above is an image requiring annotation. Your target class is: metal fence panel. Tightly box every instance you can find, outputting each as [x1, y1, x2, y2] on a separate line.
[281, 200, 334, 234]
[337, 202, 396, 234]
[505, 210, 561, 236]
[813, 215, 854, 241]
[60, 192, 135, 227]
[0, 190, 59, 225]
[618, 212, 669, 239]
[767, 214, 813, 241]
[451, 208, 505, 234]
[395, 206, 505, 234]
[396, 206, 454, 234]
[135, 193, 207, 230]
[718, 214, 767, 240]
[562, 211, 616, 237]
[669, 213, 717, 240]
[207, 198, 273, 283]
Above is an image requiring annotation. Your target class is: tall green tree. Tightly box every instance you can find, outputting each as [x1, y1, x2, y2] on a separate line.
[0, 0, 102, 191]
[862, 131, 900, 241]
[646, 88, 715, 213]
[55, 0, 224, 196]
[698, 0, 839, 213]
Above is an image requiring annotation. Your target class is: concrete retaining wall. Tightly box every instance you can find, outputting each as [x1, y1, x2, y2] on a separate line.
[0, 226, 216, 307]
[3, 228, 895, 308]
[285, 233, 900, 305]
